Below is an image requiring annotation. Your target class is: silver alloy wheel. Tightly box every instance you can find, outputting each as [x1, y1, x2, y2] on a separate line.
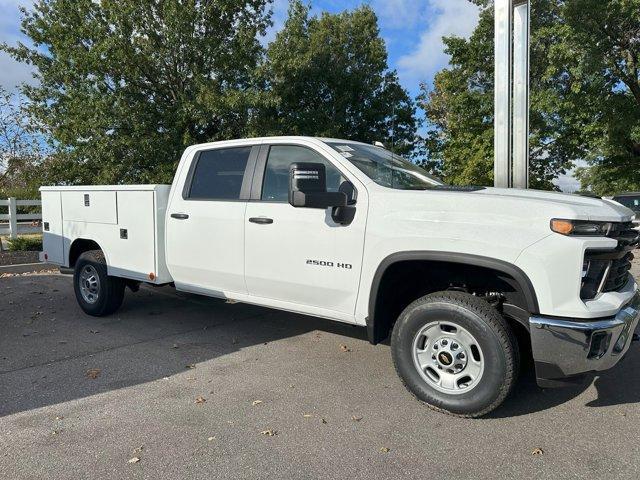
[412, 321, 485, 395]
[79, 265, 101, 304]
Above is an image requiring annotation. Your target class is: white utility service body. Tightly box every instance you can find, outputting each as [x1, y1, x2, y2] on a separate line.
[40, 136, 640, 417]
[41, 185, 172, 284]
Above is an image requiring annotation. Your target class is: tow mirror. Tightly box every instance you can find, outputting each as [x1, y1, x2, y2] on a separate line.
[289, 163, 347, 209]
[331, 181, 357, 225]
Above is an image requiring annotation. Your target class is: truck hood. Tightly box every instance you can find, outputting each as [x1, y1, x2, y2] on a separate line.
[367, 185, 635, 264]
[466, 187, 634, 222]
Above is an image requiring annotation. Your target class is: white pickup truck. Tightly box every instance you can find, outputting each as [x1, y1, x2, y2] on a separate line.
[40, 136, 640, 417]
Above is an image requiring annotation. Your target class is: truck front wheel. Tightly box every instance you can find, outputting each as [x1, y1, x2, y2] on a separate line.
[391, 291, 519, 417]
[73, 250, 125, 316]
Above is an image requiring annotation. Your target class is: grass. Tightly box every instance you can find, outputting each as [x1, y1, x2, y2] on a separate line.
[6, 234, 43, 252]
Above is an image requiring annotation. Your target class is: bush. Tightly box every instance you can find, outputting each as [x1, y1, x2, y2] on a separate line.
[7, 236, 43, 252]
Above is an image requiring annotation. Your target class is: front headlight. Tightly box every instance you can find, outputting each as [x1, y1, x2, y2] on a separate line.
[550, 219, 612, 236]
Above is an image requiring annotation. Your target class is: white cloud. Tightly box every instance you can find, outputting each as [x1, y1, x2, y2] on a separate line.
[0, 0, 36, 91]
[397, 0, 480, 85]
[371, 0, 428, 30]
[0, 53, 36, 90]
[553, 160, 588, 193]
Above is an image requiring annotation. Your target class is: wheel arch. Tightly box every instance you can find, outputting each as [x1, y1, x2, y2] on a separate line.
[68, 238, 106, 268]
[366, 251, 540, 345]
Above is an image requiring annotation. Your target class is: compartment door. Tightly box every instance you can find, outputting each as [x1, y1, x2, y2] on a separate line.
[41, 191, 64, 265]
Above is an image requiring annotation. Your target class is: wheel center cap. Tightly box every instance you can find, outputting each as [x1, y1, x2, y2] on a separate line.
[438, 351, 453, 366]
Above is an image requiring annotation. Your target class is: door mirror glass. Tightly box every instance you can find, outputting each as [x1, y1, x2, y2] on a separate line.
[289, 163, 347, 209]
[339, 181, 357, 205]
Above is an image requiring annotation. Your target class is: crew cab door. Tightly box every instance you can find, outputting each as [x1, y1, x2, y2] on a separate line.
[244, 142, 367, 318]
[166, 145, 258, 296]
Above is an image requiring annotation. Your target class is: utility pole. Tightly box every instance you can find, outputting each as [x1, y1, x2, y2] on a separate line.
[494, 0, 530, 189]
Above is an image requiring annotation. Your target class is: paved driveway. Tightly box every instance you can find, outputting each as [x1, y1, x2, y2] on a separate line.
[1, 272, 639, 479]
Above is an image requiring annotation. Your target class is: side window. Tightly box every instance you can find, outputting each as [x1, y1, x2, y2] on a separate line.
[261, 145, 345, 202]
[187, 147, 252, 200]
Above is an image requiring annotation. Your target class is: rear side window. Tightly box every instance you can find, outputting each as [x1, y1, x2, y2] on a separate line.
[187, 147, 252, 200]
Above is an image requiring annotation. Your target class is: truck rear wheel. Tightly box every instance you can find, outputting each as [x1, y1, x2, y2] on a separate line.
[73, 250, 125, 316]
[391, 291, 519, 417]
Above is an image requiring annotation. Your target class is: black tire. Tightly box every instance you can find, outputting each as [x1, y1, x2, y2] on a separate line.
[73, 250, 125, 316]
[391, 291, 519, 418]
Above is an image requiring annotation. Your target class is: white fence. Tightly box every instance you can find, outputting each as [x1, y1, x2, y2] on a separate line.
[0, 198, 42, 238]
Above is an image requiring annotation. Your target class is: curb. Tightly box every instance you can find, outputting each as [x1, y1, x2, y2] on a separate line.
[0, 262, 58, 275]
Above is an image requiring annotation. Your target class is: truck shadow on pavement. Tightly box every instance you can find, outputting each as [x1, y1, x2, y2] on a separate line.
[487, 343, 640, 417]
[1, 273, 638, 419]
[0, 274, 367, 418]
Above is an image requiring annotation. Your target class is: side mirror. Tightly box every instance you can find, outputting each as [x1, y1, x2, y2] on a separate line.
[331, 181, 357, 225]
[289, 162, 347, 209]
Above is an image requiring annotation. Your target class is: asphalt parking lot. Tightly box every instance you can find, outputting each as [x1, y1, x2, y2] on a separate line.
[1, 269, 640, 479]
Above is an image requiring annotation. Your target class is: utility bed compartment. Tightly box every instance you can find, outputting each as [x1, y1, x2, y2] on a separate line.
[40, 185, 172, 284]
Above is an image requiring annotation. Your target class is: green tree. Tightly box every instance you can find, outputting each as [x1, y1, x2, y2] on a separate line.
[2, 0, 271, 185]
[255, 0, 417, 155]
[420, 0, 640, 192]
[563, 0, 640, 195]
[0, 87, 49, 198]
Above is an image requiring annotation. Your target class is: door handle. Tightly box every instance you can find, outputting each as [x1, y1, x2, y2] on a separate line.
[249, 217, 273, 225]
[171, 213, 189, 220]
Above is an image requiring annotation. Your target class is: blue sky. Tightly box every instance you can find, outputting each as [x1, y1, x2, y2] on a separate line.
[0, 0, 481, 98]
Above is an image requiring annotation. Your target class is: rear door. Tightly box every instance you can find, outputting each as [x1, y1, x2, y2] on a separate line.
[244, 142, 367, 317]
[166, 145, 258, 297]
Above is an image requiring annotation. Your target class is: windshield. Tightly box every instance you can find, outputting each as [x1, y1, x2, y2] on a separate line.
[613, 195, 640, 212]
[325, 141, 442, 190]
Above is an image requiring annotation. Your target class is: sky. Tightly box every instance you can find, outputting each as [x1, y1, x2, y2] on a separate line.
[0, 0, 580, 191]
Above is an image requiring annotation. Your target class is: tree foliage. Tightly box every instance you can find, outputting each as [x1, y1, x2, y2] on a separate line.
[0, 86, 49, 198]
[420, 0, 640, 193]
[3, 0, 272, 185]
[255, 0, 417, 154]
[2, 0, 417, 186]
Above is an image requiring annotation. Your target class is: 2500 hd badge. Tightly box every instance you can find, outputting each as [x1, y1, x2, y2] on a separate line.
[306, 259, 353, 269]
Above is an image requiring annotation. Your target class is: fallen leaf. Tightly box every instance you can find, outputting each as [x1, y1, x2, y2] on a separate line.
[133, 445, 144, 454]
[85, 368, 101, 379]
[531, 448, 544, 456]
[352, 416, 363, 422]
[52, 430, 60, 435]
[89, 330, 99, 334]
[55, 416, 64, 421]
[128, 457, 140, 464]
[321, 418, 327, 424]
[172, 343, 179, 349]
[207, 436, 215, 442]
[339, 344, 351, 353]
[302, 414, 313, 418]
[252, 400, 262, 406]
[380, 447, 390, 453]
[195, 396, 207, 405]
[186, 364, 196, 369]
[260, 429, 277, 436]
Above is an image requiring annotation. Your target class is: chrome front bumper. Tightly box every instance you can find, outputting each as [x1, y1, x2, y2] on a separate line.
[529, 292, 640, 387]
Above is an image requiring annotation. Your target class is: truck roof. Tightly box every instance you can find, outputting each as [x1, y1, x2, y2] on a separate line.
[186, 136, 373, 150]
